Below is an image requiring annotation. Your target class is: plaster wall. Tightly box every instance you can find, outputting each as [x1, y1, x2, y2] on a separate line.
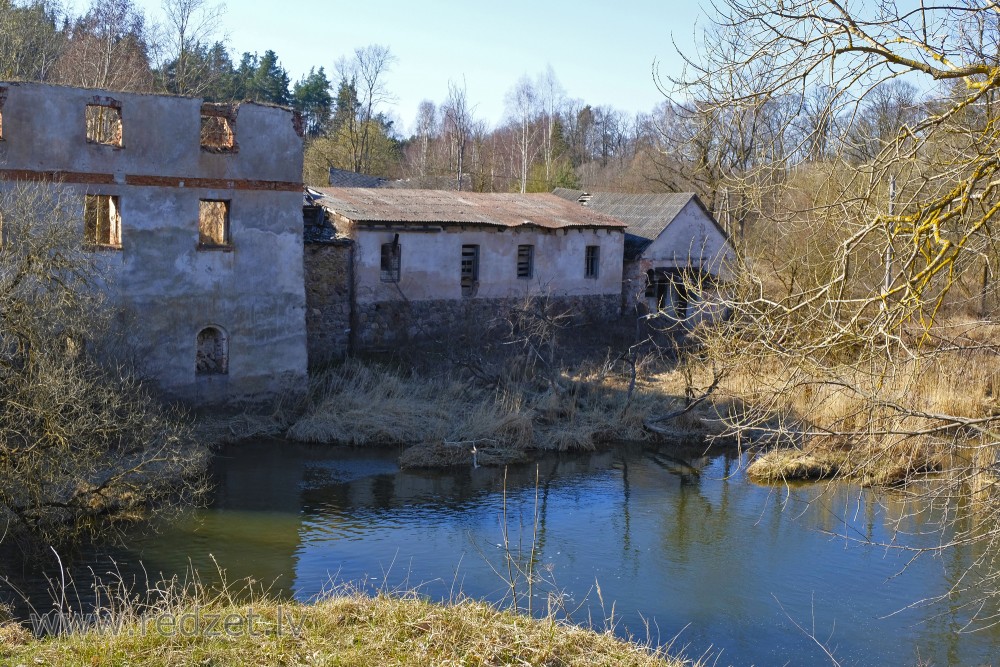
[0, 82, 307, 404]
[350, 225, 624, 304]
[641, 200, 736, 280]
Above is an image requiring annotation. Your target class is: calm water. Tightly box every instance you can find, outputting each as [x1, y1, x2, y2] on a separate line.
[3, 440, 999, 666]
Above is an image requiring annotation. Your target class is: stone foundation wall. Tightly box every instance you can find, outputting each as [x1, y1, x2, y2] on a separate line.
[304, 241, 352, 366]
[622, 258, 651, 316]
[354, 294, 621, 348]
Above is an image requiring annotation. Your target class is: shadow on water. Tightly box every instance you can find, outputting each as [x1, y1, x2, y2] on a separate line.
[2, 438, 1000, 666]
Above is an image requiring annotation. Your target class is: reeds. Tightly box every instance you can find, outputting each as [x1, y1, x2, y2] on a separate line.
[285, 359, 698, 465]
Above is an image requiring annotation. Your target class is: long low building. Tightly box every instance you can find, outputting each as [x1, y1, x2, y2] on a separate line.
[305, 187, 626, 350]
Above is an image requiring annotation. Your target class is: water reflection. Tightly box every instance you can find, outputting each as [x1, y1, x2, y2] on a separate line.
[2, 440, 999, 667]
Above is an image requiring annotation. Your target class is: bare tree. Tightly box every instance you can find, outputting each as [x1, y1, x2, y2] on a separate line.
[0, 182, 206, 546]
[536, 65, 565, 185]
[412, 99, 436, 178]
[505, 76, 539, 193]
[662, 0, 1000, 624]
[157, 0, 226, 96]
[335, 44, 396, 174]
[51, 0, 154, 92]
[797, 84, 839, 162]
[443, 78, 474, 191]
[842, 80, 922, 164]
[0, 0, 64, 81]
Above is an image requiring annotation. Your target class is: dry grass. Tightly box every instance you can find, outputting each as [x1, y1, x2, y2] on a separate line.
[707, 319, 1000, 486]
[746, 449, 844, 483]
[285, 360, 700, 466]
[1, 583, 686, 667]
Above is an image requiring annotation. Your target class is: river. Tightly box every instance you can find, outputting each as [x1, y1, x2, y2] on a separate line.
[2, 439, 998, 666]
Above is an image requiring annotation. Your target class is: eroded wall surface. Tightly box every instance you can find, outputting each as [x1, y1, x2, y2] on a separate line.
[0, 82, 307, 404]
[344, 225, 624, 346]
[351, 225, 624, 302]
[303, 241, 352, 367]
[623, 200, 737, 320]
[640, 200, 736, 278]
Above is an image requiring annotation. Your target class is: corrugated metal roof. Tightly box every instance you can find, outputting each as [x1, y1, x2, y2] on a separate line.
[328, 167, 388, 188]
[574, 192, 701, 241]
[310, 187, 627, 230]
[551, 187, 587, 202]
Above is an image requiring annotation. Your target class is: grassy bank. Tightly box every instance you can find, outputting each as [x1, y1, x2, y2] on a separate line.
[1, 591, 685, 666]
[285, 358, 726, 467]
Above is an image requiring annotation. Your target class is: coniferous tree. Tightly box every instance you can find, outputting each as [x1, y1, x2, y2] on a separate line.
[292, 67, 333, 136]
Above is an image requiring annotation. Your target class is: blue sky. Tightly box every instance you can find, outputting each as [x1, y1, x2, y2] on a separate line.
[71, 0, 708, 134]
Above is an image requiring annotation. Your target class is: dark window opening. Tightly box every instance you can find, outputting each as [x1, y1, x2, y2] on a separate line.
[198, 200, 231, 248]
[645, 269, 689, 318]
[196, 326, 229, 375]
[200, 103, 237, 152]
[461, 244, 479, 297]
[85, 99, 123, 147]
[381, 237, 401, 282]
[517, 244, 534, 279]
[585, 245, 600, 278]
[84, 194, 122, 249]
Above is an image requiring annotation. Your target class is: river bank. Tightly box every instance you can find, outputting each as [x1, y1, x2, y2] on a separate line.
[193, 320, 734, 469]
[1, 590, 684, 666]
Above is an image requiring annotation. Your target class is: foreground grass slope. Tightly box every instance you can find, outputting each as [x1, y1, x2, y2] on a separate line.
[2, 593, 684, 667]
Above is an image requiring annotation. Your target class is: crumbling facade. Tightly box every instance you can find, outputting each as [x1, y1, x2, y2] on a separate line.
[553, 189, 736, 327]
[0, 81, 308, 404]
[306, 188, 626, 350]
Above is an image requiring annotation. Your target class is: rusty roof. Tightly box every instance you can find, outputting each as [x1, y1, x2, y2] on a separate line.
[309, 187, 627, 230]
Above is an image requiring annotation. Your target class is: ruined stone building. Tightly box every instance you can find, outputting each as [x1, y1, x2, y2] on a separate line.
[553, 189, 736, 326]
[304, 187, 626, 352]
[0, 81, 308, 403]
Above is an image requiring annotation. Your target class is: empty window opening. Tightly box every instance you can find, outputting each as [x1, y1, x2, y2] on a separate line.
[645, 269, 689, 318]
[461, 244, 479, 297]
[84, 194, 122, 248]
[381, 236, 401, 282]
[200, 103, 237, 152]
[199, 199, 231, 248]
[517, 244, 534, 279]
[585, 245, 600, 279]
[196, 326, 229, 375]
[85, 99, 123, 147]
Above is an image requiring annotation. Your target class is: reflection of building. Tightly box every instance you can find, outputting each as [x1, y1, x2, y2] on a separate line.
[553, 189, 736, 326]
[0, 81, 307, 403]
[306, 187, 626, 348]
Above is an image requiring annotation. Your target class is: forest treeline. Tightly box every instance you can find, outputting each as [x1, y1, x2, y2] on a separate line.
[1, 0, 929, 207]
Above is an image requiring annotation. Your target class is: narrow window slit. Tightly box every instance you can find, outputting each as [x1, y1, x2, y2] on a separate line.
[461, 244, 479, 296]
[381, 236, 401, 282]
[517, 244, 534, 279]
[585, 245, 600, 278]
